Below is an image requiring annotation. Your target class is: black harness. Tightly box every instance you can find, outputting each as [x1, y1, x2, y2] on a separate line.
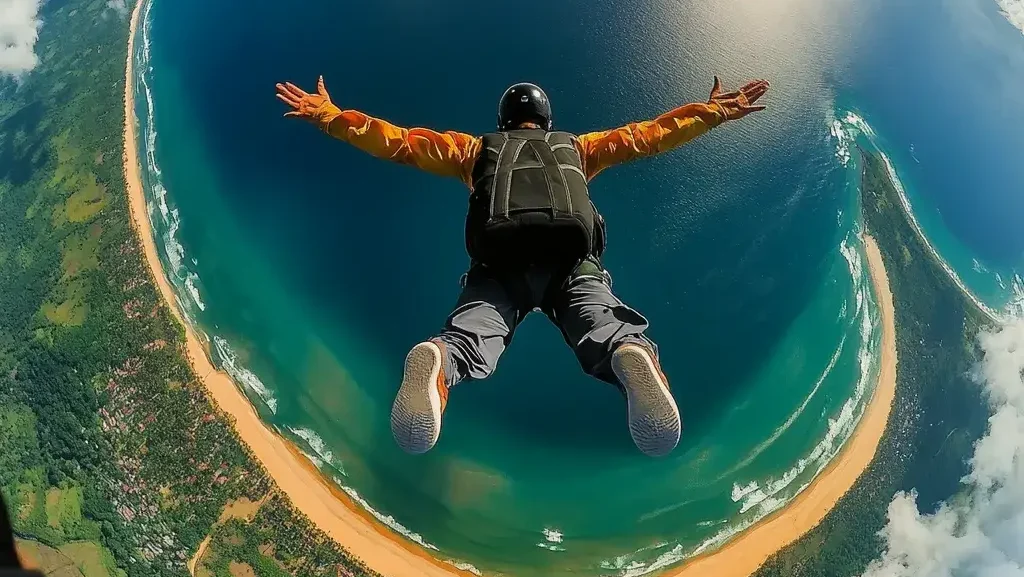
[466, 129, 606, 269]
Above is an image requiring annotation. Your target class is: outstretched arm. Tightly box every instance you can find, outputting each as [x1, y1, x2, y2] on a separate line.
[275, 77, 481, 187]
[575, 77, 770, 180]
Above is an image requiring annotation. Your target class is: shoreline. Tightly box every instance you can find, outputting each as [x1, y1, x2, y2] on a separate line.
[660, 234, 897, 577]
[876, 151, 1001, 322]
[121, 2, 473, 576]
[121, 5, 897, 577]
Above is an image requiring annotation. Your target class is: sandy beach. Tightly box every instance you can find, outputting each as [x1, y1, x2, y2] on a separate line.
[122, 3, 472, 576]
[661, 234, 897, 577]
[121, 2, 898, 575]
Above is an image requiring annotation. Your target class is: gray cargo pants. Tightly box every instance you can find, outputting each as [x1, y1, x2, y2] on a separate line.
[432, 258, 658, 389]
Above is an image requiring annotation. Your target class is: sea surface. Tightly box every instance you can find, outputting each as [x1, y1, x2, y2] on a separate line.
[131, 0, 1024, 574]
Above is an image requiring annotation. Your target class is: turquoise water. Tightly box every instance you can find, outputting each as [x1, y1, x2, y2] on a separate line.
[131, 0, 1024, 574]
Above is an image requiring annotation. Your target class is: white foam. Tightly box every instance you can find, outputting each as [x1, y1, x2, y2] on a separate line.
[134, 0, 210, 321]
[829, 118, 851, 167]
[1009, 274, 1024, 317]
[696, 519, 725, 528]
[608, 105, 1013, 577]
[185, 272, 205, 311]
[730, 481, 760, 503]
[843, 111, 876, 138]
[162, 209, 183, 271]
[600, 231, 881, 576]
[732, 332, 848, 474]
[532, 527, 566, 551]
[299, 450, 323, 469]
[339, 486, 439, 551]
[835, 110, 1003, 323]
[610, 515, 770, 576]
[734, 349, 870, 515]
[542, 527, 563, 543]
[211, 336, 278, 413]
[287, 426, 346, 476]
[876, 151, 1003, 322]
[444, 560, 482, 575]
[610, 542, 692, 577]
[599, 543, 673, 575]
[139, 3, 162, 181]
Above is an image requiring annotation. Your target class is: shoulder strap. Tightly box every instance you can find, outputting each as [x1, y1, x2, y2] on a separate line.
[531, 138, 572, 217]
[490, 133, 523, 221]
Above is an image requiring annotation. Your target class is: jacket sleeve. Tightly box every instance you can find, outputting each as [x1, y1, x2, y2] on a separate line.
[317, 105, 481, 189]
[574, 102, 727, 181]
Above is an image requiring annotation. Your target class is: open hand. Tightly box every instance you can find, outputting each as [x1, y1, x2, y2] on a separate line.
[708, 77, 770, 121]
[275, 76, 339, 127]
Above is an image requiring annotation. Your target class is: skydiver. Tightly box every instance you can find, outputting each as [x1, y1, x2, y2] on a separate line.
[276, 76, 770, 457]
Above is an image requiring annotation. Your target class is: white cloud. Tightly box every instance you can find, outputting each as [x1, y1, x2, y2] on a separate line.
[0, 0, 42, 76]
[863, 319, 1024, 577]
[996, 0, 1024, 35]
[106, 0, 128, 17]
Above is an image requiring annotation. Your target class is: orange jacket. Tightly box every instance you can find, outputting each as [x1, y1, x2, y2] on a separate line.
[315, 100, 729, 189]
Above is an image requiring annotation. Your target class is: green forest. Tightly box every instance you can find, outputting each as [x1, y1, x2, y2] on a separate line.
[0, 1, 378, 577]
[752, 149, 993, 577]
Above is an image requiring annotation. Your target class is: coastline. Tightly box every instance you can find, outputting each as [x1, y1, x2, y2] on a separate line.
[877, 151, 1002, 323]
[121, 2, 473, 576]
[661, 234, 897, 577]
[121, 5, 897, 577]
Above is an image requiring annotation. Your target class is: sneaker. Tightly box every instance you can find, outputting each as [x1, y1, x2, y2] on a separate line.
[391, 341, 449, 454]
[611, 343, 682, 457]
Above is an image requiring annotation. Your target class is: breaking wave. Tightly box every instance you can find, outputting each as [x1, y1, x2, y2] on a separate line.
[730, 332, 847, 477]
[209, 337, 278, 413]
[288, 426, 346, 476]
[536, 528, 566, 552]
[444, 561, 482, 575]
[136, 3, 277, 415]
[878, 151, 1003, 322]
[339, 485, 439, 552]
[730, 233, 876, 517]
[136, 3, 206, 315]
[598, 233, 880, 575]
[831, 110, 1010, 322]
[595, 113, 890, 577]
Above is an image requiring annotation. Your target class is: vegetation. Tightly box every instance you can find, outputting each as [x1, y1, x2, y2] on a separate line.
[0, 0, 378, 576]
[195, 496, 369, 577]
[753, 148, 992, 577]
[16, 540, 87, 577]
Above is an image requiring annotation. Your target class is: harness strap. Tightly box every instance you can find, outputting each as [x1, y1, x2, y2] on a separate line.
[490, 137, 526, 221]
[528, 140, 573, 217]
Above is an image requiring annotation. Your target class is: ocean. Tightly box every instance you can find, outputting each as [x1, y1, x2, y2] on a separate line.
[131, 0, 1024, 574]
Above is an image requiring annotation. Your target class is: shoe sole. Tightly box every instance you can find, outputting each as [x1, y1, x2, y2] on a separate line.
[612, 345, 681, 457]
[390, 342, 444, 454]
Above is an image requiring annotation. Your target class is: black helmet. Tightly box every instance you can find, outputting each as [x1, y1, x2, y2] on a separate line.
[497, 83, 552, 131]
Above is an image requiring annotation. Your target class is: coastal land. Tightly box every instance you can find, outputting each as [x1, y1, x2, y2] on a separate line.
[121, 2, 467, 577]
[752, 148, 992, 577]
[122, 4, 899, 577]
[663, 235, 897, 577]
